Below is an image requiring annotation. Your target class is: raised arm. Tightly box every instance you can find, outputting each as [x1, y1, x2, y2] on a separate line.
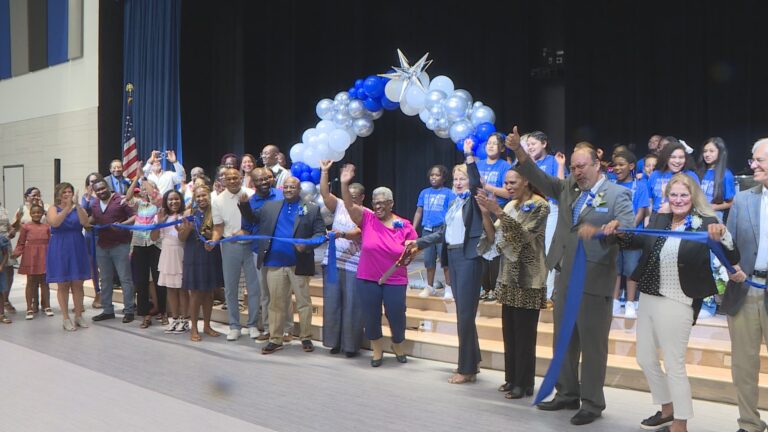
[319, 159, 338, 213]
[340, 164, 363, 225]
[124, 169, 141, 204]
[506, 127, 565, 200]
[166, 151, 186, 185]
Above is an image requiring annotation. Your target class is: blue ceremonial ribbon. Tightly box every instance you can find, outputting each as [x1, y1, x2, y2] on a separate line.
[533, 226, 762, 407]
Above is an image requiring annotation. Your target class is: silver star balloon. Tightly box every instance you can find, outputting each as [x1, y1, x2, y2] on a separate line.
[378, 49, 432, 102]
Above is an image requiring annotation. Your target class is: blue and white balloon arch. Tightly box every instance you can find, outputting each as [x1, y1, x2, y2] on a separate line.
[289, 49, 499, 190]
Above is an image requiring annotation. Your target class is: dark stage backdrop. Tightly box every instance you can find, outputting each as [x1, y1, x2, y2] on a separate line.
[101, 0, 768, 220]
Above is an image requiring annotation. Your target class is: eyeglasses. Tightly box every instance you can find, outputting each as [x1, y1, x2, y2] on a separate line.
[748, 158, 766, 166]
[372, 200, 392, 207]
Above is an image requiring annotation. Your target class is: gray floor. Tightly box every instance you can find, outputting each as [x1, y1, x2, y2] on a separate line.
[0, 276, 756, 432]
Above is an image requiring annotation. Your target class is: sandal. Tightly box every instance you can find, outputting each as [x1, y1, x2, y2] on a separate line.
[140, 316, 153, 329]
[4, 302, 16, 313]
[25, 310, 34, 320]
[44, 308, 54, 317]
[0, 315, 11, 324]
[448, 373, 477, 384]
[190, 332, 202, 342]
[204, 327, 220, 337]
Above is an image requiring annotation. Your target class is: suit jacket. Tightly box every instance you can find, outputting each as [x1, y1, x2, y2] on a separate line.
[416, 160, 484, 259]
[104, 175, 131, 195]
[238, 199, 325, 276]
[517, 157, 635, 297]
[722, 185, 765, 315]
[627, 213, 740, 302]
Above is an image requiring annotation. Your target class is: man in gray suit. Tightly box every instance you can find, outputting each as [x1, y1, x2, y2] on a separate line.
[722, 138, 768, 432]
[505, 128, 634, 425]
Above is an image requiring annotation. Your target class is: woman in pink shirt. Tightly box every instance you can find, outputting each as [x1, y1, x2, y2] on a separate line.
[340, 164, 417, 367]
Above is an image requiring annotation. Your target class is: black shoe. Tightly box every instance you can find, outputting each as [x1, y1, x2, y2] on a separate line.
[371, 356, 383, 367]
[498, 382, 514, 392]
[391, 344, 407, 363]
[505, 386, 534, 399]
[261, 342, 283, 355]
[330, 346, 341, 354]
[570, 409, 601, 425]
[92, 312, 116, 322]
[537, 398, 580, 411]
[344, 351, 359, 358]
[302, 340, 314, 352]
[122, 313, 134, 323]
[640, 411, 674, 430]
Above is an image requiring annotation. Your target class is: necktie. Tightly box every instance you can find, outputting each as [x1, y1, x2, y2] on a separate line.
[572, 191, 589, 225]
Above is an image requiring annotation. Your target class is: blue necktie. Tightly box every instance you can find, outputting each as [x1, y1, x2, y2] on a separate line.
[572, 191, 589, 225]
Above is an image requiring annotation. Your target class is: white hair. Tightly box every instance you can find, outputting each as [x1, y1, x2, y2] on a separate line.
[372, 186, 393, 201]
[753, 138, 768, 155]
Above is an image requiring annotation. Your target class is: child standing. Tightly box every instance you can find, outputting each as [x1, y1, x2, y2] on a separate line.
[697, 137, 736, 221]
[412, 165, 453, 299]
[152, 190, 189, 334]
[12, 204, 52, 320]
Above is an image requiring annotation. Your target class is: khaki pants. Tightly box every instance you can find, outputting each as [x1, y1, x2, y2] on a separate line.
[728, 288, 768, 432]
[265, 267, 311, 345]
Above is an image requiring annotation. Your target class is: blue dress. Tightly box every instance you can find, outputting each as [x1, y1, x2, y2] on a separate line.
[46, 207, 91, 283]
[182, 210, 224, 291]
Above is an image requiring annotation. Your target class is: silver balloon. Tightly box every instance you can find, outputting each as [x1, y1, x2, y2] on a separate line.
[434, 128, 450, 139]
[444, 96, 469, 122]
[453, 89, 473, 105]
[449, 119, 474, 143]
[333, 111, 353, 129]
[319, 201, 334, 226]
[426, 117, 438, 130]
[370, 109, 383, 120]
[418, 108, 431, 123]
[334, 91, 351, 104]
[352, 118, 374, 137]
[429, 105, 444, 117]
[347, 99, 365, 118]
[436, 117, 450, 130]
[472, 101, 484, 109]
[316, 98, 335, 120]
[470, 105, 496, 127]
[315, 194, 324, 208]
[299, 181, 317, 202]
[424, 90, 447, 110]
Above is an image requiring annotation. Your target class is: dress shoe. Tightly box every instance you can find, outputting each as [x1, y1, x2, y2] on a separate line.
[261, 342, 283, 354]
[498, 382, 514, 392]
[505, 386, 534, 399]
[640, 411, 674, 430]
[537, 398, 580, 411]
[122, 313, 135, 323]
[330, 346, 341, 354]
[370, 357, 383, 367]
[91, 312, 116, 322]
[256, 332, 270, 341]
[344, 351, 359, 358]
[570, 409, 601, 425]
[302, 340, 314, 352]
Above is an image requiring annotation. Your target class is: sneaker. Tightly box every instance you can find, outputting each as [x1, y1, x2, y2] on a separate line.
[443, 285, 454, 301]
[612, 299, 622, 316]
[479, 291, 489, 301]
[226, 328, 240, 341]
[75, 316, 89, 328]
[418, 286, 436, 298]
[44, 308, 54, 317]
[174, 319, 190, 334]
[25, 310, 34, 320]
[640, 411, 673, 430]
[165, 319, 180, 334]
[249, 327, 260, 339]
[625, 301, 637, 319]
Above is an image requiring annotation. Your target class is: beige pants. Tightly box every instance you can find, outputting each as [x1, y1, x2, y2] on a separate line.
[265, 266, 311, 345]
[728, 287, 768, 432]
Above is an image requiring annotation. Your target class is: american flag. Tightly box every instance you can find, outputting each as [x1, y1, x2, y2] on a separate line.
[122, 83, 139, 180]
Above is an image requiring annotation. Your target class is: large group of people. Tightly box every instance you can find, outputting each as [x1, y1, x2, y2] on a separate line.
[0, 133, 765, 432]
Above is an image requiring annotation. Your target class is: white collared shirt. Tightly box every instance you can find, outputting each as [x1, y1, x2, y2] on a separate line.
[143, 161, 187, 195]
[271, 165, 288, 189]
[755, 187, 768, 272]
[574, 175, 608, 217]
[444, 196, 467, 245]
[212, 187, 254, 237]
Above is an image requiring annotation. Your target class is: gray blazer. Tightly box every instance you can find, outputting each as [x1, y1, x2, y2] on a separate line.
[516, 157, 635, 297]
[722, 185, 766, 315]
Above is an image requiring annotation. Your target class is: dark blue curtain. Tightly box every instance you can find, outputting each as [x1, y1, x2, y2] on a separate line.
[121, 0, 182, 167]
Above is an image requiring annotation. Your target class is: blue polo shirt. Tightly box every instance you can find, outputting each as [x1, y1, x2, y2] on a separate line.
[647, 170, 700, 212]
[417, 187, 453, 229]
[700, 168, 736, 204]
[244, 188, 283, 253]
[263, 200, 299, 267]
[476, 158, 512, 205]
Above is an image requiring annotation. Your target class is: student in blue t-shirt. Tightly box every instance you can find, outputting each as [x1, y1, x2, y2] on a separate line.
[475, 133, 513, 206]
[647, 139, 700, 213]
[610, 150, 650, 319]
[525, 131, 566, 301]
[697, 137, 736, 220]
[412, 165, 453, 300]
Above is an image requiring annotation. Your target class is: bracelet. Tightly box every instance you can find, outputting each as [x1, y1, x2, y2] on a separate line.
[464, 152, 474, 157]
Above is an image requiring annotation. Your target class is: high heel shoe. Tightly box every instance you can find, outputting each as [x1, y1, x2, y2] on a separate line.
[75, 316, 89, 328]
[62, 319, 76, 331]
[391, 344, 407, 363]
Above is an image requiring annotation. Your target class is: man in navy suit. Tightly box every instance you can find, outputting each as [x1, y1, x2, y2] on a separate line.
[722, 138, 768, 432]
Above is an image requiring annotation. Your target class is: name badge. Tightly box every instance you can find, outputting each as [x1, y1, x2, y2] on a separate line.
[594, 207, 609, 213]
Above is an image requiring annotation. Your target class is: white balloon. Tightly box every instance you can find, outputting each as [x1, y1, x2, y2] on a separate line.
[303, 146, 320, 168]
[315, 131, 329, 146]
[328, 128, 351, 152]
[330, 149, 345, 162]
[289, 143, 305, 162]
[316, 119, 336, 133]
[470, 106, 496, 127]
[316, 99, 334, 120]
[302, 128, 317, 144]
[384, 79, 405, 102]
[400, 99, 420, 116]
[344, 128, 357, 145]
[418, 108, 431, 123]
[315, 141, 330, 160]
[405, 85, 426, 110]
[429, 75, 455, 95]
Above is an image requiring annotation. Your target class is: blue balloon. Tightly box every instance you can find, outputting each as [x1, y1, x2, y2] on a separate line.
[475, 122, 496, 141]
[363, 76, 384, 98]
[356, 88, 368, 100]
[354, 79, 364, 89]
[455, 140, 464, 152]
[310, 168, 321, 184]
[300, 172, 311, 182]
[348, 87, 356, 96]
[363, 97, 382, 112]
[291, 164, 303, 177]
[302, 164, 312, 174]
[476, 145, 488, 160]
[381, 96, 399, 111]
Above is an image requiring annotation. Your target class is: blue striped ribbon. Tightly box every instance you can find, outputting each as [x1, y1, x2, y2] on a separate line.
[533, 227, 757, 406]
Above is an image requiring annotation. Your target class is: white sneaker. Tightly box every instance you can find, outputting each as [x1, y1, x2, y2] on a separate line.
[625, 301, 637, 319]
[227, 328, 240, 341]
[418, 286, 436, 298]
[241, 327, 251, 336]
[442, 285, 454, 301]
[249, 327, 260, 339]
[165, 319, 180, 334]
[612, 299, 622, 316]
